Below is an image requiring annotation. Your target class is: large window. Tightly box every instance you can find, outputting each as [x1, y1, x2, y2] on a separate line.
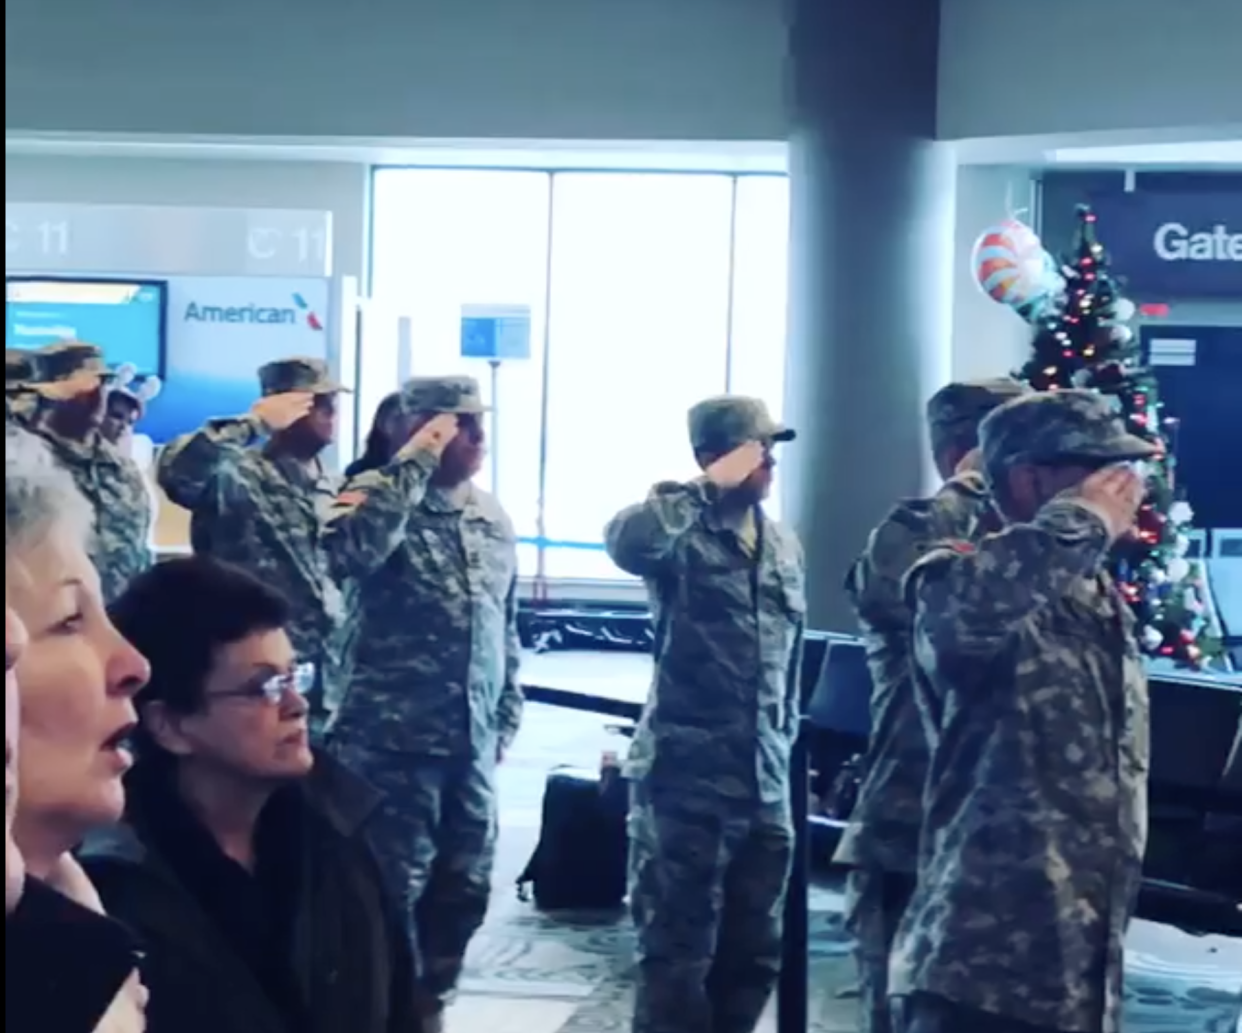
[542, 173, 735, 579]
[370, 170, 550, 572]
[728, 175, 791, 520]
[368, 166, 789, 585]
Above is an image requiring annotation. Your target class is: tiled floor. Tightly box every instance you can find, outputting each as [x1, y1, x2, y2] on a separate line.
[447, 702, 1242, 1033]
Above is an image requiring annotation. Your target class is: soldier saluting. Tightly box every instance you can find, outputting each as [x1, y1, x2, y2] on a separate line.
[7, 343, 152, 603]
[324, 375, 522, 1033]
[836, 378, 1026, 1033]
[893, 389, 1156, 1033]
[605, 396, 805, 1033]
[156, 357, 349, 724]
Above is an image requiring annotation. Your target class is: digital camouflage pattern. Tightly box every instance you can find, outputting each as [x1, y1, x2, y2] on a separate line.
[687, 395, 794, 457]
[8, 344, 151, 602]
[843, 869, 916, 1033]
[6, 348, 40, 388]
[35, 342, 114, 384]
[328, 740, 497, 1018]
[322, 447, 523, 757]
[837, 471, 996, 874]
[31, 416, 152, 603]
[980, 388, 1159, 475]
[399, 375, 489, 417]
[837, 378, 1022, 1033]
[629, 783, 793, 1033]
[924, 378, 1027, 456]
[893, 498, 1149, 1033]
[257, 356, 345, 397]
[322, 409, 521, 1014]
[605, 472, 805, 1033]
[156, 415, 348, 712]
[837, 472, 997, 1033]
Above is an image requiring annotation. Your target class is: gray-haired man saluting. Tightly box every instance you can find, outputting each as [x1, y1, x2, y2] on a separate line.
[605, 396, 806, 1033]
[893, 389, 1156, 1033]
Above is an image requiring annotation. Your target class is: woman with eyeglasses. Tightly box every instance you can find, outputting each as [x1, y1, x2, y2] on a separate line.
[81, 556, 419, 1033]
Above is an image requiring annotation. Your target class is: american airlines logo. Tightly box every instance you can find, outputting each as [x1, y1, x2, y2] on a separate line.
[1152, 222, 1242, 262]
[183, 293, 323, 330]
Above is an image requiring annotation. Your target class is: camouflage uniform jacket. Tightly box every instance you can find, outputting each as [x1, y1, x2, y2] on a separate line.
[835, 472, 994, 873]
[605, 480, 806, 806]
[156, 416, 347, 693]
[891, 499, 1149, 1033]
[323, 446, 523, 758]
[8, 390, 152, 603]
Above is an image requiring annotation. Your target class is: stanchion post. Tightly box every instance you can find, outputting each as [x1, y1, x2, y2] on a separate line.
[778, 718, 810, 1033]
[488, 359, 501, 495]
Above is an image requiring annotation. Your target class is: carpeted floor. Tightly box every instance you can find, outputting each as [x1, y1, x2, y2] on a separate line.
[452, 703, 1242, 1033]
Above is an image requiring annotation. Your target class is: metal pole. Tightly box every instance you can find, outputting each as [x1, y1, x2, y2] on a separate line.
[489, 359, 501, 497]
[533, 174, 557, 603]
[778, 719, 810, 1033]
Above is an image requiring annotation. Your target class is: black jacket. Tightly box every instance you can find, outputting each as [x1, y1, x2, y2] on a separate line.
[79, 751, 418, 1033]
[6, 878, 142, 1033]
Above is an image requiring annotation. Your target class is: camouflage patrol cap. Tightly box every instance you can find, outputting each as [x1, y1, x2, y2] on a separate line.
[980, 389, 1160, 473]
[34, 342, 113, 384]
[400, 376, 489, 416]
[258, 357, 347, 397]
[688, 395, 794, 457]
[926, 378, 1028, 443]
[6, 348, 41, 386]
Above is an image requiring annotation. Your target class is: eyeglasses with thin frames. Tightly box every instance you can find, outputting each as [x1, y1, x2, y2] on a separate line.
[209, 663, 316, 706]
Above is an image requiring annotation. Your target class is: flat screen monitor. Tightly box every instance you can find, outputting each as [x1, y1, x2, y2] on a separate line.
[6, 276, 168, 377]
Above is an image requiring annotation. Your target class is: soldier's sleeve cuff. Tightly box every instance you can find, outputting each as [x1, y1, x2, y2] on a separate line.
[1040, 497, 1112, 538]
[393, 445, 439, 474]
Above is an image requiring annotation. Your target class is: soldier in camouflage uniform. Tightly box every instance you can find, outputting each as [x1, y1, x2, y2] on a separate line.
[604, 396, 805, 1033]
[324, 376, 523, 1033]
[892, 389, 1155, 1033]
[836, 378, 1026, 1033]
[7, 343, 152, 603]
[6, 349, 42, 407]
[156, 357, 349, 722]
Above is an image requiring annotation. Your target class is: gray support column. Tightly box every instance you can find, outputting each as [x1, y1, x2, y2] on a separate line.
[783, 0, 956, 633]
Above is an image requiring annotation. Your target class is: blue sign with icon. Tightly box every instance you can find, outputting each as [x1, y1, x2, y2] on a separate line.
[460, 305, 532, 362]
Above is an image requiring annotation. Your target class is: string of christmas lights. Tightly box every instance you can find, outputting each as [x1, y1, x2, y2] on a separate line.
[1017, 205, 1221, 668]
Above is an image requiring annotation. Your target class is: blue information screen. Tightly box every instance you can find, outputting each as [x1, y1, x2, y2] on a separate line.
[6, 277, 167, 376]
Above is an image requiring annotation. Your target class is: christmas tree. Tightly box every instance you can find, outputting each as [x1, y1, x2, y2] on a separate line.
[1017, 204, 1221, 669]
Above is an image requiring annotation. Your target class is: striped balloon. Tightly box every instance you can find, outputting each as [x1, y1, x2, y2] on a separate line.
[972, 218, 1048, 308]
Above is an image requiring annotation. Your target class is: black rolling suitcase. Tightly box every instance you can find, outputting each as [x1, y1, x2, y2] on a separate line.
[517, 762, 629, 910]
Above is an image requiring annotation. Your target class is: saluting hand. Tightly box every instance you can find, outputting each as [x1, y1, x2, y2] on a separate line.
[705, 441, 765, 490]
[1073, 463, 1146, 542]
[252, 391, 314, 432]
[955, 447, 983, 475]
[399, 414, 459, 461]
[33, 370, 103, 403]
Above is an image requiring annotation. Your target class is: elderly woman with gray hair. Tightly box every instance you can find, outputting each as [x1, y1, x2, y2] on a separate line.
[5, 423, 150, 1033]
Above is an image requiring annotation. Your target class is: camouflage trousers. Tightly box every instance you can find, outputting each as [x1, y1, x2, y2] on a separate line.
[844, 867, 916, 1033]
[894, 992, 1063, 1033]
[629, 780, 794, 1033]
[329, 737, 498, 1018]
